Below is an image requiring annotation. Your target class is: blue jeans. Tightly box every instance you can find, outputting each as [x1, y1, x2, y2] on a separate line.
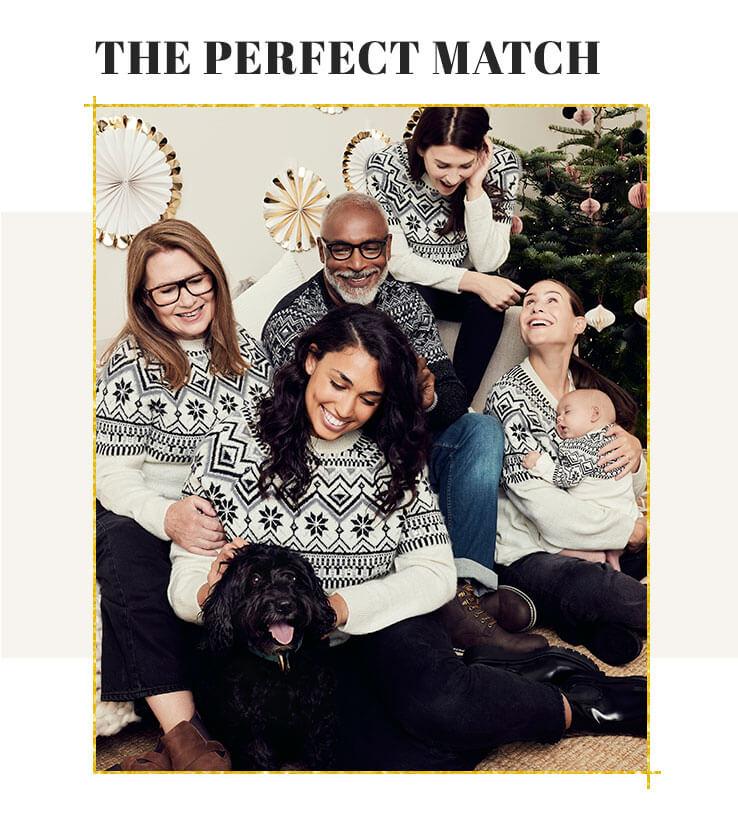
[429, 412, 504, 590]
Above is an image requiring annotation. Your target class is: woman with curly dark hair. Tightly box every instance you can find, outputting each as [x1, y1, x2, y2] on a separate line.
[169, 304, 647, 770]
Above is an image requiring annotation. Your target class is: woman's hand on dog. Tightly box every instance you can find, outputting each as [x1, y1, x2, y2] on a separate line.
[165, 495, 227, 555]
[598, 425, 643, 479]
[197, 538, 250, 607]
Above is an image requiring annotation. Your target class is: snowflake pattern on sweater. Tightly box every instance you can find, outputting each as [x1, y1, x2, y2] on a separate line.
[551, 426, 624, 489]
[365, 141, 520, 267]
[182, 405, 451, 592]
[96, 328, 272, 464]
[485, 362, 562, 487]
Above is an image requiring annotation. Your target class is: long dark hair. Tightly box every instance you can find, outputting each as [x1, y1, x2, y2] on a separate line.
[257, 305, 429, 514]
[407, 106, 504, 236]
[543, 279, 638, 431]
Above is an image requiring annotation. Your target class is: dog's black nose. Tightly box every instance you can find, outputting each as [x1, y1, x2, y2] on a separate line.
[277, 600, 295, 614]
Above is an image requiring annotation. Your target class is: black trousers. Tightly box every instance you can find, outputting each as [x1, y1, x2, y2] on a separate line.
[497, 550, 647, 639]
[329, 614, 565, 770]
[96, 502, 191, 701]
[417, 283, 505, 403]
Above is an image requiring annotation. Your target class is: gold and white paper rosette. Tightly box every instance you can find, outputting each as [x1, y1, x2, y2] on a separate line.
[96, 115, 182, 250]
[316, 106, 348, 115]
[342, 129, 392, 193]
[263, 167, 330, 252]
[402, 107, 424, 140]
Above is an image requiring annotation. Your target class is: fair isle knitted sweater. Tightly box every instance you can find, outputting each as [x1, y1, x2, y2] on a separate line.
[96, 328, 272, 540]
[262, 272, 469, 433]
[365, 141, 520, 292]
[484, 358, 646, 567]
[167, 405, 456, 635]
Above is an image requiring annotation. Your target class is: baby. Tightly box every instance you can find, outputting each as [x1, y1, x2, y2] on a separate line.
[522, 389, 642, 570]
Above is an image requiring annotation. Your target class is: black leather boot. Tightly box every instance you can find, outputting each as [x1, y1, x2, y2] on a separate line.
[560, 673, 646, 737]
[557, 621, 643, 666]
[463, 645, 603, 686]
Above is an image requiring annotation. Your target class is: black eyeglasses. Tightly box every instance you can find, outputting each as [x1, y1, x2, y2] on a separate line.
[145, 271, 215, 307]
[321, 237, 389, 261]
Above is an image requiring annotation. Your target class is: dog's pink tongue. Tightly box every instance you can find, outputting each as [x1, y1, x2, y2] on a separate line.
[269, 623, 294, 645]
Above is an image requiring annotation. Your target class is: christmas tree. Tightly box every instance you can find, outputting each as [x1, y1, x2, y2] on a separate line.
[498, 106, 648, 440]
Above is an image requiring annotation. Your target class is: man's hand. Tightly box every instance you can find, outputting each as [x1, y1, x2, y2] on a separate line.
[416, 356, 436, 410]
[627, 517, 647, 551]
[165, 495, 226, 555]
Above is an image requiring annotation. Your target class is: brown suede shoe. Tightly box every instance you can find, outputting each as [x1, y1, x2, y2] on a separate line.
[160, 721, 231, 771]
[115, 747, 171, 771]
[478, 585, 537, 633]
[436, 582, 549, 656]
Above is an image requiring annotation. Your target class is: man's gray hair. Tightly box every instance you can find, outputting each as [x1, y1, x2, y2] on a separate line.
[320, 192, 388, 232]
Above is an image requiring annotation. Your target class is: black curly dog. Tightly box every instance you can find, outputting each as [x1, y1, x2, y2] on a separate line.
[194, 543, 337, 770]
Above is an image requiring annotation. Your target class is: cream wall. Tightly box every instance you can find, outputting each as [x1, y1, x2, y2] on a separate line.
[95, 105, 645, 343]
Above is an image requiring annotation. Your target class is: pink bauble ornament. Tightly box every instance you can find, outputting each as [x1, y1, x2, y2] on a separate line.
[580, 197, 601, 218]
[565, 165, 581, 182]
[511, 215, 524, 234]
[628, 181, 648, 209]
[573, 107, 594, 125]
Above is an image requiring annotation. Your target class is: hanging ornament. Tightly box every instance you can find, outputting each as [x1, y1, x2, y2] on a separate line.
[585, 304, 616, 332]
[628, 128, 645, 145]
[263, 167, 330, 252]
[316, 106, 348, 115]
[562, 106, 577, 119]
[95, 115, 182, 250]
[565, 164, 581, 182]
[573, 107, 594, 125]
[511, 214, 524, 234]
[628, 181, 648, 209]
[342, 129, 392, 192]
[580, 196, 601, 218]
[634, 297, 648, 320]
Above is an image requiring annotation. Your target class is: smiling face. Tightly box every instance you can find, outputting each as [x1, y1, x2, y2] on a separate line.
[520, 280, 587, 350]
[319, 204, 391, 306]
[304, 344, 384, 440]
[144, 248, 216, 340]
[419, 144, 479, 196]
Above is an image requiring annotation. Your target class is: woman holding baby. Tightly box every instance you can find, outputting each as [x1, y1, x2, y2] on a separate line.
[484, 279, 647, 667]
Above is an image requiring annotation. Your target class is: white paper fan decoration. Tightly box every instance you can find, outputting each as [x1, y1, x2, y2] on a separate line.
[634, 297, 648, 320]
[317, 106, 348, 115]
[96, 115, 181, 249]
[585, 304, 616, 333]
[342, 129, 392, 192]
[403, 107, 424, 140]
[263, 167, 330, 252]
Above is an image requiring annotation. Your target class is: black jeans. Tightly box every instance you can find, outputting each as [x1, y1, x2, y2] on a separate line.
[96, 501, 192, 701]
[417, 284, 505, 403]
[329, 614, 566, 770]
[497, 551, 647, 638]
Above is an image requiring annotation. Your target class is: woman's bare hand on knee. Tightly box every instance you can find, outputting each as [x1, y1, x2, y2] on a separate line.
[165, 495, 226, 555]
[627, 517, 647, 551]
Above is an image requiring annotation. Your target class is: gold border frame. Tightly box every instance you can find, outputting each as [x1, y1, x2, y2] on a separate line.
[91, 101, 654, 785]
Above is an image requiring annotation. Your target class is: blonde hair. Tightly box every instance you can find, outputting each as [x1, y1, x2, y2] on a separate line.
[102, 219, 246, 389]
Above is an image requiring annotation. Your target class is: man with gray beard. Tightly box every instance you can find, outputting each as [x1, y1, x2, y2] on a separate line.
[261, 193, 547, 655]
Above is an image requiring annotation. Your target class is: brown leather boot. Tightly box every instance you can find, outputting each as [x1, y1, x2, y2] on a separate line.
[436, 582, 549, 655]
[160, 720, 231, 771]
[478, 585, 537, 633]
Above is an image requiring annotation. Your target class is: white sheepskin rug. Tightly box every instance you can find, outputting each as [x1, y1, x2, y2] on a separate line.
[95, 583, 140, 737]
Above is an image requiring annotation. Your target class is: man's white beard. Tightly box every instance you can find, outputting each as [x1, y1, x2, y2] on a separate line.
[324, 266, 388, 306]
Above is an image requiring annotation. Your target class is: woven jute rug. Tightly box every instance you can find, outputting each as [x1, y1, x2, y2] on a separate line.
[95, 627, 647, 773]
